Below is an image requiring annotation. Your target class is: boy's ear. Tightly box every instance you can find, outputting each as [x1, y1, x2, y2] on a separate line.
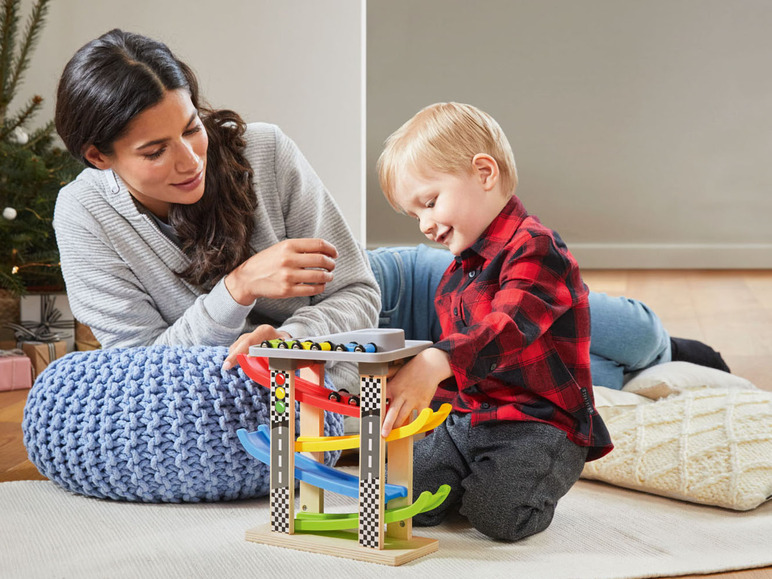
[83, 145, 113, 170]
[471, 154, 499, 191]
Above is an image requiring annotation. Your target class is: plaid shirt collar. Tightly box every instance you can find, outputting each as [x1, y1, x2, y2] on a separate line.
[457, 195, 528, 272]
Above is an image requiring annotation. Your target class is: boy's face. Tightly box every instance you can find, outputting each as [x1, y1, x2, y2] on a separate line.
[393, 161, 508, 255]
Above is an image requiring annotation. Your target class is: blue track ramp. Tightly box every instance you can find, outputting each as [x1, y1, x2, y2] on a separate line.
[237, 425, 407, 502]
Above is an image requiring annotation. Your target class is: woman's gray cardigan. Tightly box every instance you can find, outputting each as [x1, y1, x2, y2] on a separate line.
[54, 123, 380, 389]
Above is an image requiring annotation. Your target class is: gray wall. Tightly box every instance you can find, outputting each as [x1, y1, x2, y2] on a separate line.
[18, 0, 365, 241]
[367, 0, 772, 268]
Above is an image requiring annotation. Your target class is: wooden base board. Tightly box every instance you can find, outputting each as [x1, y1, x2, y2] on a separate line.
[245, 523, 439, 566]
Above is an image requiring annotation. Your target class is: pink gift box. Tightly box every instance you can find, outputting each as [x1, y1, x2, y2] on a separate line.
[0, 354, 34, 391]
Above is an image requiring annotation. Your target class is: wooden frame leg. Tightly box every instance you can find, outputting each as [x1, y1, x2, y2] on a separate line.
[299, 363, 325, 514]
[386, 433, 413, 540]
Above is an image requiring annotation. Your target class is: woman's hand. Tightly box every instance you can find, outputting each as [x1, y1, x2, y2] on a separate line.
[381, 348, 453, 437]
[222, 324, 290, 371]
[225, 238, 338, 305]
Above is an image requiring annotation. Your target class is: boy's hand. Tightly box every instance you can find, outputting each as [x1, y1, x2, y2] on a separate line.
[381, 347, 453, 437]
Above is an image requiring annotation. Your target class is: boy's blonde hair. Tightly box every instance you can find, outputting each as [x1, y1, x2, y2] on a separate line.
[377, 102, 518, 209]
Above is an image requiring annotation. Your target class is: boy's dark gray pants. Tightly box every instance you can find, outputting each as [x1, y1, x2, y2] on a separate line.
[412, 413, 588, 541]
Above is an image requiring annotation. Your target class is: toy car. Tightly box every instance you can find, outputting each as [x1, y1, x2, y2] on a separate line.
[309, 341, 335, 351]
[327, 388, 360, 406]
[354, 342, 377, 353]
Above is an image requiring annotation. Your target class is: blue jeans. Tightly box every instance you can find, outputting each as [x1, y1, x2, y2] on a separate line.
[367, 245, 671, 390]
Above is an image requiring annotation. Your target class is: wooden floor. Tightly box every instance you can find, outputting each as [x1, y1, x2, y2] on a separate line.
[583, 270, 772, 393]
[1, 270, 771, 578]
[0, 387, 44, 482]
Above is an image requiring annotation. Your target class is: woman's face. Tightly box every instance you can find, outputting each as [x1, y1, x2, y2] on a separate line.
[85, 89, 208, 220]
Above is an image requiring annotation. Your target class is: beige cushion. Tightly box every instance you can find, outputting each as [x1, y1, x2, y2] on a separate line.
[622, 361, 755, 400]
[592, 385, 651, 421]
[583, 386, 772, 511]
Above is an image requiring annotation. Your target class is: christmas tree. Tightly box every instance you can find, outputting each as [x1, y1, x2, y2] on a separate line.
[0, 0, 82, 296]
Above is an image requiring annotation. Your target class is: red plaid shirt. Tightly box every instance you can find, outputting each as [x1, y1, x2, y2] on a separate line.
[432, 196, 612, 460]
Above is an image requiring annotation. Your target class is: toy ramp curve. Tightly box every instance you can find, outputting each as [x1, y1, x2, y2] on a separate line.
[237, 354, 363, 418]
[237, 425, 407, 503]
[293, 484, 451, 532]
[295, 403, 452, 452]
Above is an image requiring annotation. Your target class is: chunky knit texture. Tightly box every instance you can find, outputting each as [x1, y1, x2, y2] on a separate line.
[582, 387, 772, 511]
[22, 346, 344, 502]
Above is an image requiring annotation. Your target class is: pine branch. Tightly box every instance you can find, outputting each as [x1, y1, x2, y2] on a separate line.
[21, 248, 60, 265]
[21, 205, 47, 223]
[0, 0, 80, 296]
[6, 0, 49, 103]
[23, 116, 53, 149]
[0, 269, 26, 296]
[0, 0, 20, 119]
[0, 93, 41, 139]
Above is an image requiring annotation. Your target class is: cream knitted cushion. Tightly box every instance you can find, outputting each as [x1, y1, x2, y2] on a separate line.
[582, 387, 772, 511]
[622, 361, 756, 399]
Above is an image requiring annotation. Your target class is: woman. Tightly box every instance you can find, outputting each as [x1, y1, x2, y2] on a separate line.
[54, 30, 727, 393]
[54, 29, 380, 391]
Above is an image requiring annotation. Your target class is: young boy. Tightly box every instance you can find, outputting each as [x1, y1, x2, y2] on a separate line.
[377, 102, 613, 541]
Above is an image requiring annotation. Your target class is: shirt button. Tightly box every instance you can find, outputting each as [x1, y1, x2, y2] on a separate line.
[490, 363, 497, 371]
[468, 271, 476, 278]
[481, 402, 490, 409]
[453, 307, 458, 316]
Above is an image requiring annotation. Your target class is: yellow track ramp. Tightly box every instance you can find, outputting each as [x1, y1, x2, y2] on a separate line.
[295, 403, 452, 452]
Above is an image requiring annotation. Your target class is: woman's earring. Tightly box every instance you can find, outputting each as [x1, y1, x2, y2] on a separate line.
[110, 170, 120, 194]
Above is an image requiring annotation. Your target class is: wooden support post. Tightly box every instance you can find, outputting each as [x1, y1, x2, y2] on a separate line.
[386, 429, 413, 540]
[299, 363, 325, 515]
[268, 358, 297, 534]
[387, 358, 415, 540]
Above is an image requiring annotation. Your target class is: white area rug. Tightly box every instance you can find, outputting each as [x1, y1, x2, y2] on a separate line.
[2, 479, 771, 579]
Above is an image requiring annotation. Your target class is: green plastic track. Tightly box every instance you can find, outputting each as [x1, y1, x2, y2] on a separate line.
[293, 484, 451, 532]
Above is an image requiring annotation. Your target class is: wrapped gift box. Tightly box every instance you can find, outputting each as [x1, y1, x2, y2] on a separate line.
[75, 321, 100, 349]
[74, 321, 101, 351]
[20, 293, 75, 353]
[21, 340, 67, 379]
[75, 340, 101, 352]
[0, 351, 34, 391]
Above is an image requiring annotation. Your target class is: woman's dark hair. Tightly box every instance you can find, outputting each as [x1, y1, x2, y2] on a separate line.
[55, 29, 257, 289]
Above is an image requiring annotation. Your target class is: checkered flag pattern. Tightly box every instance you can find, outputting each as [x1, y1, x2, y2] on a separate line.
[359, 376, 382, 412]
[270, 486, 291, 533]
[358, 476, 382, 548]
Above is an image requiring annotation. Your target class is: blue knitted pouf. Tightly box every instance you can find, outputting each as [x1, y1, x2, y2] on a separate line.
[22, 345, 344, 502]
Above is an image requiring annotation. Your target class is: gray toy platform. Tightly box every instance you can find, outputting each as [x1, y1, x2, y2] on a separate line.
[247, 328, 432, 364]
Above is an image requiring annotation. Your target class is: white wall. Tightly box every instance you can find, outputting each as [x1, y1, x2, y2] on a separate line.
[367, 0, 772, 268]
[16, 0, 365, 241]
